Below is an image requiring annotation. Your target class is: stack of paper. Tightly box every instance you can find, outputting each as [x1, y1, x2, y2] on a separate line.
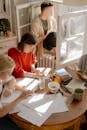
[21, 93, 68, 114]
[16, 78, 39, 92]
[1, 90, 22, 105]
[11, 93, 68, 127]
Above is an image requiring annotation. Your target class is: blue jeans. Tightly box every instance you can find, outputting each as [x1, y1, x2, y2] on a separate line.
[0, 115, 22, 130]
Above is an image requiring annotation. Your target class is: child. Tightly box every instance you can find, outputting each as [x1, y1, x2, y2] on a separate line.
[8, 33, 43, 78]
[0, 54, 31, 130]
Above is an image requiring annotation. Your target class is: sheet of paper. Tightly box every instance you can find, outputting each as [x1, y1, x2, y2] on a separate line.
[21, 93, 68, 114]
[49, 93, 69, 113]
[1, 90, 22, 104]
[9, 104, 22, 114]
[16, 68, 51, 92]
[16, 93, 68, 126]
[17, 104, 52, 127]
[10, 93, 68, 126]
[16, 78, 39, 91]
[66, 79, 85, 93]
[36, 67, 51, 76]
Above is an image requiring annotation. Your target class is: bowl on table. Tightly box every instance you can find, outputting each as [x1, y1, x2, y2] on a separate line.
[48, 81, 60, 94]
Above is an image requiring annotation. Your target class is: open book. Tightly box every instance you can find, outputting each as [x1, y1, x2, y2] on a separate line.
[55, 68, 72, 84]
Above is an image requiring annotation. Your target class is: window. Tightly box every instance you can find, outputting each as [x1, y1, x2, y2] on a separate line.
[16, 1, 87, 69]
[16, 1, 42, 41]
[56, 10, 87, 67]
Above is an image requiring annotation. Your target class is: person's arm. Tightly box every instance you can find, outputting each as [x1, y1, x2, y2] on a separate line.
[31, 64, 44, 76]
[0, 90, 31, 117]
[23, 63, 44, 79]
[13, 66, 25, 78]
[8, 48, 25, 78]
[2, 76, 16, 97]
[23, 71, 41, 79]
[31, 54, 44, 77]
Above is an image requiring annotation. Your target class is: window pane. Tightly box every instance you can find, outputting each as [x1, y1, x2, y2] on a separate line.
[60, 14, 85, 64]
[20, 25, 30, 37]
[19, 7, 31, 26]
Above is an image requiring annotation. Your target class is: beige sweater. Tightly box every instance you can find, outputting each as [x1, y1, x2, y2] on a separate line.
[31, 15, 57, 42]
[31, 15, 57, 56]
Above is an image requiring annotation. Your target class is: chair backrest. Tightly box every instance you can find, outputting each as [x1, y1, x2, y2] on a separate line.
[79, 54, 87, 73]
[37, 54, 55, 70]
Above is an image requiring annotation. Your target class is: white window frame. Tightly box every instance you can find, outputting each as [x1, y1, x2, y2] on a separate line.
[16, 1, 43, 42]
[56, 10, 87, 68]
[16, 3, 31, 42]
[0, 0, 12, 32]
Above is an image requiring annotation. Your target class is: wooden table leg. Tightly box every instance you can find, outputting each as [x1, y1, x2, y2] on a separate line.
[74, 117, 81, 130]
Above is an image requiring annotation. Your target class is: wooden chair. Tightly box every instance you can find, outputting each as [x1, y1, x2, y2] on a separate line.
[37, 54, 56, 70]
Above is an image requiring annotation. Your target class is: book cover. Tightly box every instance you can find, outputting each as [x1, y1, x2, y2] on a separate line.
[55, 68, 72, 84]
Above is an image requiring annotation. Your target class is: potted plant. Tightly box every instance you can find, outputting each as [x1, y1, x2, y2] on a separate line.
[0, 18, 12, 37]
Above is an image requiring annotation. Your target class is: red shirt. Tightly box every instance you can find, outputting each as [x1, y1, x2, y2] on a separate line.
[8, 48, 37, 78]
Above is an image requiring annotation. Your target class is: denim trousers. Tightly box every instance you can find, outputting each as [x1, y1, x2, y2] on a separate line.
[0, 115, 22, 130]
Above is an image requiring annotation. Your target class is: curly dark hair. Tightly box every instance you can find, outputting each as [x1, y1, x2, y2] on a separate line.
[17, 33, 37, 52]
[41, 2, 53, 11]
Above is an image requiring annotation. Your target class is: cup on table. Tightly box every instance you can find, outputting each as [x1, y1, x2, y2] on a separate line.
[73, 88, 84, 101]
[48, 81, 60, 94]
[38, 77, 46, 90]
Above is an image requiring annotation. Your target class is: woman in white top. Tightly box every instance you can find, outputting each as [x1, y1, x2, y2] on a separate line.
[0, 54, 31, 130]
[31, 2, 57, 57]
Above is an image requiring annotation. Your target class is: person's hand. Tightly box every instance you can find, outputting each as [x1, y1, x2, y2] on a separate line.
[15, 85, 25, 91]
[35, 70, 44, 77]
[2, 88, 12, 97]
[6, 76, 16, 90]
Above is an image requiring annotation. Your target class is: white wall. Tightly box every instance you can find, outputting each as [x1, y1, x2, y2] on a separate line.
[13, 0, 28, 5]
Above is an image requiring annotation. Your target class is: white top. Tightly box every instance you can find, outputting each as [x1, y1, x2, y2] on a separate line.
[0, 76, 19, 108]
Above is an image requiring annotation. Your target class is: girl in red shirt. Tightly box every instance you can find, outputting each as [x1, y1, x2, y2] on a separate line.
[8, 33, 43, 78]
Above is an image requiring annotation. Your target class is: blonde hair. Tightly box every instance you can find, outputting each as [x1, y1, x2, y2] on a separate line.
[0, 54, 15, 72]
